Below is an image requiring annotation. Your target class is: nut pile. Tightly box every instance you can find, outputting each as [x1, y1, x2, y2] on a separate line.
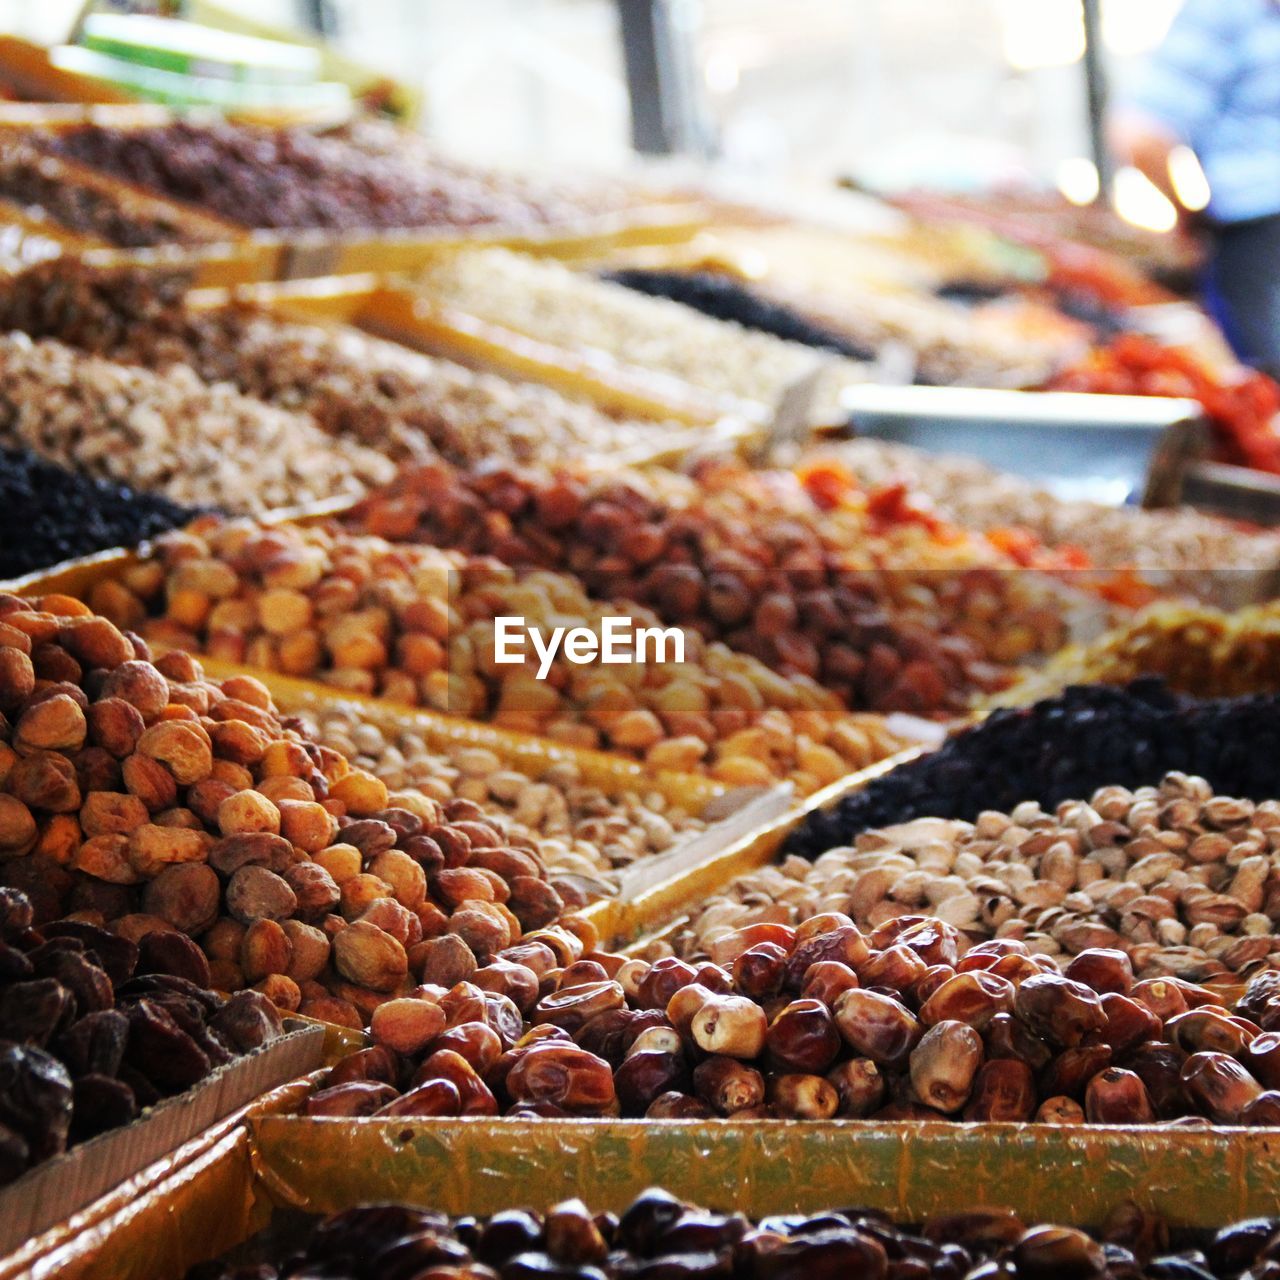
[0, 886, 285, 1187]
[303, 704, 705, 886]
[679, 773, 1280, 983]
[0, 333, 394, 514]
[0, 143, 223, 248]
[0, 445, 205, 580]
[88, 516, 909, 789]
[0, 259, 696, 468]
[42, 121, 626, 233]
[311, 908, 1280, 1125]
[186, 1193, 1280, 1280]
[350, 458, 1071, 717]
[830, 438, 1280, 598]
[787, 681, 1280, 859]
[415, 248, 871, 410]
[0, 593, 576, 1030]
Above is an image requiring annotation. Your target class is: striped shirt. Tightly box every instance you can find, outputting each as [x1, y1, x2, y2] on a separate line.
[1126, 0, 1280, 223]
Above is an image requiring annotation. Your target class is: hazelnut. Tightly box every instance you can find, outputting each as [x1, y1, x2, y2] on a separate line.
[127, 823, 209, 877]
[8, 751, 81, 812]
[241, 919, 293, 981]
[100, 660, 170, 718]
[226, 865, 298, 923]
[281, 920, 331, 982]
[135, 721, 213, 785]
[218, 789, 281, 836]
[15, 694, 87, 754]
[142, 862, 220, 933]
[282, 861, 341, 919]
[0, 795, 37, 858]
[88, 698, 146, 758]
[333, 919, 409, 992]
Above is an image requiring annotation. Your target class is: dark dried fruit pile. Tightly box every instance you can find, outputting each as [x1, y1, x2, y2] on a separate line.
[185, 1190, 1280, 1280]
[603, 269, 877, 360]
[787, 680, 1280, 858]
[309, 908, 1280, 1126]
[0, 886, 283, 1187]
[41, 122, 615, 234]
[0, 446, 204, 579]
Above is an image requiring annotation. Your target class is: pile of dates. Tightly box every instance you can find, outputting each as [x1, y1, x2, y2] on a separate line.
[0, 886, 283, 1187]
[307, 907, 1280, 1125]
[187, 1190, 1280, 1280]
[349, 459, 1069, 718]
[0, 592, 572, 1031]
[41, 122, 619, 234]
[787, 681, 1280, 859]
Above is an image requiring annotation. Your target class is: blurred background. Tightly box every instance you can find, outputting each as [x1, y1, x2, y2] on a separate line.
[0, 0, 1189, 230]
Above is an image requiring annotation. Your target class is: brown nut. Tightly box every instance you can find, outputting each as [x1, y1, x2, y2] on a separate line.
[281, 920, 330, 982]
[909, 1021, 983, 1113]
[241, 919, 293, 982]
[59, 616, 134, 669]
[9, 751, 81, 812]
[142, 862, 220, 933]
[226, 866, 297, 924]
[127, 823, 208, 877]
[332, 919, 409, 993]
[79, 790, 148, 839]
[0, 795, 37, 859]
[370, 996, 447, 1056]
[121, 753, 177, 811]
[15, 694, 86, 755]
[217, 790, 281, 837]
[100, 661, 170, 718]
[412, 934, 478, 987]
[278, 800, 337, 853]
[282, 861, 341, 919]
[135, 721, 212, 785]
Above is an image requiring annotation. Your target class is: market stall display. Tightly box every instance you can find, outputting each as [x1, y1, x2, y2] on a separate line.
[80, 516, 910, 789]
[0, 332, 395, 513]
[414, 247, 872, 414]
[0, 258, 712, 466]
[827, 437, 1280, 600]
[310, 906, 1280, 1124]
[0, 445, 203, 579]
[5, 22, 1280, 1277]
[38, 119, 640, 234]
[0, 885, 288, 1185]
[348, 457, 1079, 718]
[183, 1193, 1280, 1280]
[671, 770, 1280, 983]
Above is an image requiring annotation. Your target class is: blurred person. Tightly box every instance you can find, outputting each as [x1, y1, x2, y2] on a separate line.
[1110, 0, 1280, 373]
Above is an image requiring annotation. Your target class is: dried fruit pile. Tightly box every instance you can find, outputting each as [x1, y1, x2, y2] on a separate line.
[311, 908, 1280, 1124]
[87, 517, 908, 789]
[304, 705, 705, 886]
[0, 333, 394, 514]
[1049, 334, 1280, 475]
[41, 121, 627, 233]
[415, 248, 870, 410]
[0, 445, 204, 580]
[787, 681, 1280, 858]
[675, 772, 1280, 983]
[0, 144, 225, 248]
[829, 437, 1280, 598]
[0, 886, 285, 1187]
[0, 259, 694, 468]
[0, 593, 580, 1030]
[187, 1193, 1280, 1280]
[350, 458, 1072, 717]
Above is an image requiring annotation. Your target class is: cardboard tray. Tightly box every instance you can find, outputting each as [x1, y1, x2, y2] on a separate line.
[0, 1018, 323, 1260]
